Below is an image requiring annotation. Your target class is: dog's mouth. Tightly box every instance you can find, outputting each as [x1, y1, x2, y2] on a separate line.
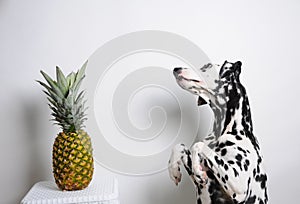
[173, 67, 215, 106]
[173, 68, 203, 84]
[177, 75, 202, 84]
[174, 73, 207, 90]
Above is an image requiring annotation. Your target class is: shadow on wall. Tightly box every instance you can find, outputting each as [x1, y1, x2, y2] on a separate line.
[20, 96, 54, 197]
[147, 172, 196, 204]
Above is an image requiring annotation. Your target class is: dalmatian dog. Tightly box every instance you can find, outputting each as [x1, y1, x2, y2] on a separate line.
[168, 61, 268, 204]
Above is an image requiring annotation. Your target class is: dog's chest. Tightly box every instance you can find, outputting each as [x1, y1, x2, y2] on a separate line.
[204, 171, 235, 204]
[213, 133, 256, 173]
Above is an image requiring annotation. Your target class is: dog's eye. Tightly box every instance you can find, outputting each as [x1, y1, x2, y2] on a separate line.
[220, 71, 231, 78]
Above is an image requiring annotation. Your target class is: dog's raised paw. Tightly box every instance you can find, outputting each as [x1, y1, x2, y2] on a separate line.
[168, 162, 182, 186]
[168, 144, 186, 186]
[194, 170, 208, 185]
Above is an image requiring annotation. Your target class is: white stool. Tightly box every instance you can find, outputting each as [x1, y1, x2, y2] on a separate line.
[21, 178, 119, 204]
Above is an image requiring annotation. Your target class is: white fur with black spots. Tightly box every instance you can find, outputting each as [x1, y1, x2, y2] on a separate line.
[168, 61, 268, 204]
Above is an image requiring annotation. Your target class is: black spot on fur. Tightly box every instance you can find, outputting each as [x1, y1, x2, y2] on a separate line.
[203, 159, 208, 168]
[215, 156, 224, 166]
[219, 143, 226, 148]
[228, 160, 235, 165]
[207, 170, 215, 179]
[258, 156, 262, 164]
[224, 164, 229, 171]
[233, 168, 239, 177]
[221, 148, 227, 156]
[208, 159, 213, 167]
[237, 146, 247, 154]
[236, 135, 242, 140]
[246, 178, 251, 196]
[225, 141, 235, 146]
[235, 154, 242, 161]
[244, 163, 248, 171]
[236, 161, 243, 171]
[245, 195, 256, 204]
[265, 187, 269, 203]
[208, 178, 234, 204]
[255, 174, 267, 189]
[245, 159, 250, 166]
[184, 149, 193, 175]
[197, 196, 202, 204]
[257, 165, 260, 174]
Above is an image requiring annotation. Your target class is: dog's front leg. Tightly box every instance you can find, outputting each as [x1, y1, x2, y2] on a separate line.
[191, 142, 248, 202]
[169, 144, 197, 185]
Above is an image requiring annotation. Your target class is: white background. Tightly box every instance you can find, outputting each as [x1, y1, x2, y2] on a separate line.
[1, 0, 300, 203]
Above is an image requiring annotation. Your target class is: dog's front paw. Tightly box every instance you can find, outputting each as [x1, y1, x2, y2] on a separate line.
[191, 142, 208, 185]
[194, 170, 208, 185]
[168, 161, 182, 186]
[168, 144, 185, 186]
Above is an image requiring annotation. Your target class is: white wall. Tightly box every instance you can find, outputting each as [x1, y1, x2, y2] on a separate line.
[1, 0, 300, 203]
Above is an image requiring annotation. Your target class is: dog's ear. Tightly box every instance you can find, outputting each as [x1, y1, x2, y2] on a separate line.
[198, 96, 208, 106]
[233, 61, 242, 78]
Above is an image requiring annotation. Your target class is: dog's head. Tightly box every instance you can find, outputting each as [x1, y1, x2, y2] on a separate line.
[173, 61, 242, 106]
[219, 61, 242, 83]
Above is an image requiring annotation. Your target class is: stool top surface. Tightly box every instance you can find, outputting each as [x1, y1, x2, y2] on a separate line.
[21, 178, 119, 204]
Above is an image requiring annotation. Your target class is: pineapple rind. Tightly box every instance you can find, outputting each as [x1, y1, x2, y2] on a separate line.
[53, 131, 93, 191]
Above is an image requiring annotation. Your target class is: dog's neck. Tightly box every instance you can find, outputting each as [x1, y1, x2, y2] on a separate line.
[204, 85, 227, 140]
[205, 78, 259, 150]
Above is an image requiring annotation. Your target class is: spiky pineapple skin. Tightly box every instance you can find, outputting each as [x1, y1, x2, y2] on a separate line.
[52, 130, 94, 191]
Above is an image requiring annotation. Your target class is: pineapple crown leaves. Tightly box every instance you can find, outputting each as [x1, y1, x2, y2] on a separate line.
[37, 61, 88, 133]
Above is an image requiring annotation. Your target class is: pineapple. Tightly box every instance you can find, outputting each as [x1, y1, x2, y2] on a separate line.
[37, 61, 94, 191]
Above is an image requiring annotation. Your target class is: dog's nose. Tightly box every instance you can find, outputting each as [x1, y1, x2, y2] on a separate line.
[173, 67, 182, 73]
